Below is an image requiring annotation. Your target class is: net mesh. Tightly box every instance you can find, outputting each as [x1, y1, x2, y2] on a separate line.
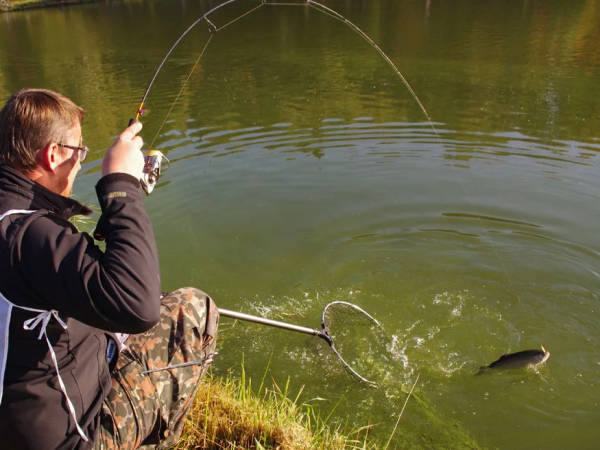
[322, 301, 389, 385]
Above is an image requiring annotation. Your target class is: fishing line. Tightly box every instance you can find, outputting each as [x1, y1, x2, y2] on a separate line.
[132, 0, 236, 122]
[303, 1, 520, 301]
[137, 0, 433, 148]
[135, 0, 521, 370]
[148, 37, 213, 151]
[146, 2, 263, 149]
[216, 1, 263, 31]
[310, 2, 519, 300]
[384, 372, 420, 450]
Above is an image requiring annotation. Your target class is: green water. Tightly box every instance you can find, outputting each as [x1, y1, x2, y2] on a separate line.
[2, 0, 600, 448]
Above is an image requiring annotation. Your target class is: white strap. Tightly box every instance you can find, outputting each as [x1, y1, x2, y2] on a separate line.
[18, 307, 89, 442]
[0, 209, 89, 441]
[0, 209, 36, 221]
[0, 295, 12, 405]
[23, 309, 67, 339]
[0, 211, 35, 405]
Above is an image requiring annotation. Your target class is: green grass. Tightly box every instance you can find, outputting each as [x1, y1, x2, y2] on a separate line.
[171, 362, 484, 450]
[172, 369, 381, 450]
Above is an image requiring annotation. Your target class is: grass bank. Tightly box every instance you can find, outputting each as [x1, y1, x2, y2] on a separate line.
[171, 366, 484, 450]
[172, 369, 381, 450]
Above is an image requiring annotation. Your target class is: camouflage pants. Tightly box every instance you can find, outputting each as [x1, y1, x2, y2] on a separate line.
[95, 288, 219, 450]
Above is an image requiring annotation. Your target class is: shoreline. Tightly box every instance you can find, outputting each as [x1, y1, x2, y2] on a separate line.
[1, 0, 99, 13]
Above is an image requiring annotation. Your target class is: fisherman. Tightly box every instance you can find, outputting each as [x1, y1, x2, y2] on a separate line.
[0, 88, 218, 450]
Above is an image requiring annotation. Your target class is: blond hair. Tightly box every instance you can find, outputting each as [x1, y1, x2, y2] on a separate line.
[0, 88, 85, 172]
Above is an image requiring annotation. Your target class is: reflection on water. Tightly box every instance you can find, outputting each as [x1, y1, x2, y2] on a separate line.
[2, 0, 600, 448]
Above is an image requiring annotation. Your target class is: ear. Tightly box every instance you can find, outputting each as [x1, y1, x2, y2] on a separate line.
[38, 142, 62, 173]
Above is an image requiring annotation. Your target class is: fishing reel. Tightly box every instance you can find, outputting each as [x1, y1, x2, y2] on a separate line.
[128, 117, 170, 195]
[141, 149, 170, 195]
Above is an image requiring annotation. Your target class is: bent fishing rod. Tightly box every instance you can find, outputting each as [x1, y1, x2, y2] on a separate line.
[131, 0, 433, 195]
[130, 0, 524, 382]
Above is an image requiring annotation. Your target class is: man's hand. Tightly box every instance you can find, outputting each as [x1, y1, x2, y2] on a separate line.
[102, 121, 144, 179]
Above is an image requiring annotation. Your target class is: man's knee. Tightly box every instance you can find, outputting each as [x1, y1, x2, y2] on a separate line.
[161, 287, 219, 340]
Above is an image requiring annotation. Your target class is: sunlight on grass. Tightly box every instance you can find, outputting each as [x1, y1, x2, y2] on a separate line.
[172, 369, 380, 450]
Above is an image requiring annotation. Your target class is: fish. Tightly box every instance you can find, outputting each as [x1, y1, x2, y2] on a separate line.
[477, 346, 550, 374]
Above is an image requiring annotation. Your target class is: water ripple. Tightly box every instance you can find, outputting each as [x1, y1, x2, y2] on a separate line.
[148, 121, 600, 179]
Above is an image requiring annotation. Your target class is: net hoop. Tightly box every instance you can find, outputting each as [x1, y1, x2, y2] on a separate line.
[321, 301, 382, 387]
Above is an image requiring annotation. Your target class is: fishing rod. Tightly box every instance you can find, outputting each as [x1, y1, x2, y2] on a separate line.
[132, 0, 521, 327]
[132, 0, 432, 194]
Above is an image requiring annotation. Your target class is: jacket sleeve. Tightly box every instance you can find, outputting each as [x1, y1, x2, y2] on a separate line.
[14, 174, 161, 333]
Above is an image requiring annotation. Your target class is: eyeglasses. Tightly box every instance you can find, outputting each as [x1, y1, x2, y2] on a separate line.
[57, 143, 89, 162]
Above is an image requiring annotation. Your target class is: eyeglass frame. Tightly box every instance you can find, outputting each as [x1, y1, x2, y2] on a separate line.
[57, 143, 89, 162]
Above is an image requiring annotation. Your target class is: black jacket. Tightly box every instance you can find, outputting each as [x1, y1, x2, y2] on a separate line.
[0, 165, 161, 450]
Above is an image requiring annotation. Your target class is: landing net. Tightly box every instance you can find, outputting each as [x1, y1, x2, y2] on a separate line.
[321, 301, 387, 386]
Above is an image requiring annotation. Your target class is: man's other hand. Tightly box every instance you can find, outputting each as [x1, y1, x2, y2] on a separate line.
[102, 121, 144, 179]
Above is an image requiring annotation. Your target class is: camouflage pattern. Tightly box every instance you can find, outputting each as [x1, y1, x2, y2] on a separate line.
[95, 287, 219, 450]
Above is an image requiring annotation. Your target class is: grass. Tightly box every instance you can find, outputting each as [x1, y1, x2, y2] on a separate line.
[171, 362, 482, 450]
[171, 366, 382, 450]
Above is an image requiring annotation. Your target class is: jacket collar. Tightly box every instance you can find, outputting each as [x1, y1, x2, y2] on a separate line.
[0, 165, 92, 220]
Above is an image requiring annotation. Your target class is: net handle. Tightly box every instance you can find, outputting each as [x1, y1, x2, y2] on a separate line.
[218, 308, 332, 344]
[220, 303, 381, 387]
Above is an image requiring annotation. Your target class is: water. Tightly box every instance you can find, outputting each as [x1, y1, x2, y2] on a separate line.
[1, 0, 600, 448]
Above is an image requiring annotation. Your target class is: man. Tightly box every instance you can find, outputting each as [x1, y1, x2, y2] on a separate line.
[0, 88, 218, 450]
